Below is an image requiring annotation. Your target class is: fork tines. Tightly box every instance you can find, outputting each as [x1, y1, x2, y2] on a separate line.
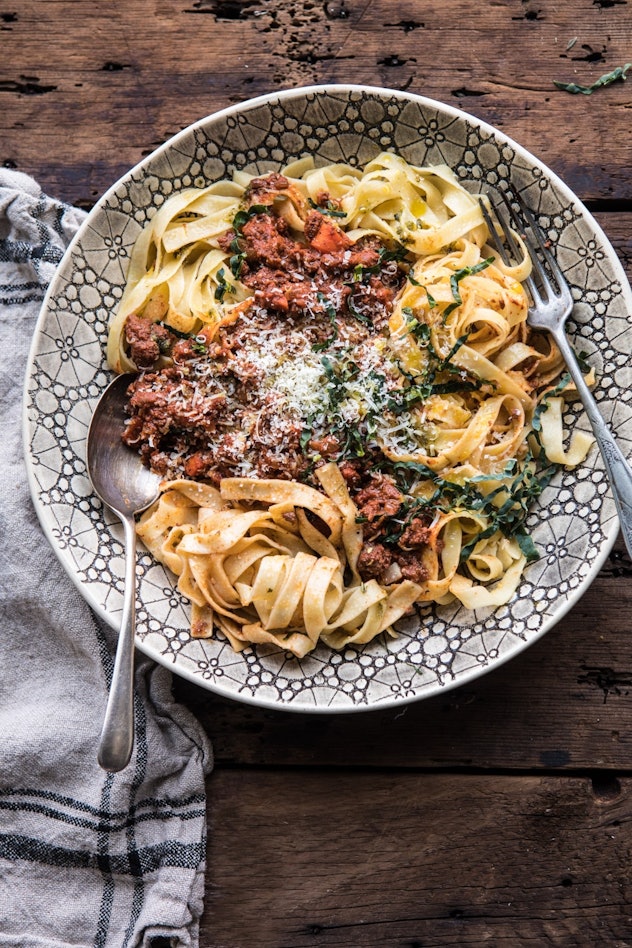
[479, 187, 565, 305]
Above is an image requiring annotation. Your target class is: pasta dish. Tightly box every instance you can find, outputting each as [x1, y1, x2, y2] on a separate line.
[106, 153, 593, 657]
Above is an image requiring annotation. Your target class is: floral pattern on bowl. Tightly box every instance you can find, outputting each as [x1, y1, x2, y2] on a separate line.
[24, 85, 632, 712]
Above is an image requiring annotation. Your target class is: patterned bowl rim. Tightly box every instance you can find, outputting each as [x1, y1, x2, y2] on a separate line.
[23, 83, 629, 713]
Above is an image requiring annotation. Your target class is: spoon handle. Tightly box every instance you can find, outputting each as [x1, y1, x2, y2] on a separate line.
[97, 515, 137, 772]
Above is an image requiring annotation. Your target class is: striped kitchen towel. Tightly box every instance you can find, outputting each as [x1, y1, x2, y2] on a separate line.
[0, 169, 213, 948]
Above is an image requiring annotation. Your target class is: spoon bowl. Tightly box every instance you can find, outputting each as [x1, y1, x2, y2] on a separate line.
[86, 373, 162, 771]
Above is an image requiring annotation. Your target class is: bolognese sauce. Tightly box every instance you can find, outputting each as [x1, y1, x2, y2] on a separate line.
[106, 154, 594, 648]
[120, 174, 440, 584]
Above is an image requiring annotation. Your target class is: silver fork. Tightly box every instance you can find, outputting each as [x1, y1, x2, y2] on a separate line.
[481, 187, 632, 560]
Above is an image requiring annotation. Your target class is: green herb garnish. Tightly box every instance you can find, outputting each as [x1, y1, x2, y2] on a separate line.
[443, 257, 495, 317]
[388, 453, 553, 565]
[307, 197, 347, 218]
[352, 243, 411, 283]
[347, 294, 373, 327]
[156, 321, 189, 340]
[228, 203, 272, 278]
[392, 316, 483, 410]
[214, 267, 235, 302]
[554, 63, 631, 95]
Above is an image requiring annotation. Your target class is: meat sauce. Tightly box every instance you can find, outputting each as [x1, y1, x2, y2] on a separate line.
[122, 174, 434, 585]
[123, 306, 311, 484]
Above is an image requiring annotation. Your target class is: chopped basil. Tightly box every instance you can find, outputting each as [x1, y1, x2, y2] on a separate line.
[389, 450, 555, 565]
[156, 321, 189, 340]
[299, 427, 312, 453]
[229, 250, 246, 279]
[458, 456, 556, 563]
[351, 264, 364, 283]
[531, 372, 571, 433]
[228, 204, 273, 278]
[353, 243, 411, 282]
[231, 203, 272, 232]
[443, 256, 495, 317]
[347, 294, 373, 327]
[554, 62, 631, 95]
[307, 197, 347, 218]
[214, 267, 235, 302]
[400, 316, 483, 402]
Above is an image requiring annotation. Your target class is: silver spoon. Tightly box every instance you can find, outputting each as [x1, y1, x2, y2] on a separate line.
[86, 373, 161, 772]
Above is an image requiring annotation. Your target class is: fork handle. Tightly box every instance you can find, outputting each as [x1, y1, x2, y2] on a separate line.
[552, 327, 632, 560]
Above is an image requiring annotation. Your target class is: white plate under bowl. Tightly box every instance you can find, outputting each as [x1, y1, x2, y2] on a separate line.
[23, 84, 632, 712]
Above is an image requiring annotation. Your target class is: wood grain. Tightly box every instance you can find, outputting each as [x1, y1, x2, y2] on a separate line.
[2, 0, 632, 205]
[203, 769, 632, 946]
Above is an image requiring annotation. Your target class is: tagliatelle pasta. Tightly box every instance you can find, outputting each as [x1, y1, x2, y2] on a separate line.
[136, 465, 421, 657]
[107, 152, 594, 657]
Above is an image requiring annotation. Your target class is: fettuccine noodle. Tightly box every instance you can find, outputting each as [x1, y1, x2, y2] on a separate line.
[107, 153, 594, 657]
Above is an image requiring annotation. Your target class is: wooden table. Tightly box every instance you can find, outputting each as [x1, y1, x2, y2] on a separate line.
[5, 1, 632, 943]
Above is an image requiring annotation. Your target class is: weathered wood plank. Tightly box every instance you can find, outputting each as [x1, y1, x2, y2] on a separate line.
[176, 539, 632, 771]
[2, 0, 631, 204]
[202, 769, 632, 946]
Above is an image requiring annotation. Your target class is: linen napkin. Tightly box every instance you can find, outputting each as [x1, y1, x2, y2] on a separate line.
[0, 169, 213, 948]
